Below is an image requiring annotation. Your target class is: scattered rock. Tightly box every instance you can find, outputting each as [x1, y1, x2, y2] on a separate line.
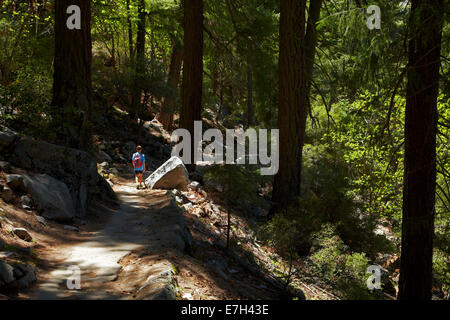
[135, 262, 177, 300]
[0, 260, 15, 284]
[182, 203, 193, 212]
[204, 202, 221, 218]
[171, 189, 182, 198]
[100, 162, 109, 170]
[12, 263, 36, 289]
[21, 195, 33, 210]
[175, 196, 183, 204]
[6, 174, 25, 191]
[13, 228, 32, 242]
[0, 161, 12, 173]
[24, 174, 76, 222]
[4, 131, 117, 217]
[192, 208, 205, 218]
[145, 157, 190, 191]
[182, 292, 194, 300]
[36, 215, 46, 226]
[21, 174, 76, 222]
[1, 186, 14, 203]
[188, 181, 201, 191]
[64, 225, 79, 232]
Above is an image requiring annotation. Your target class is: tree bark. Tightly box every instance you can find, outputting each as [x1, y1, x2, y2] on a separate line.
[51, 0, 92, 150]
[130, 0, 146, 121]
[180, 0, 204, 172]
[247, 53, 255, 128]
[399, 0, 443, 300]
[126, 0, 133, 58]
[159, 41, 183, 131]
[271, 0, 307, 214]
[304, 0, 322, 113]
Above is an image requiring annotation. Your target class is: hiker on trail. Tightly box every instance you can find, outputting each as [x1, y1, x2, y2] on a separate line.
[132, 145, 147, 189]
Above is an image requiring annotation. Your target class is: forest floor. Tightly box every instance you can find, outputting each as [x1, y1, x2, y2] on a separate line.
[0, 173, 300, 300]
[0, 114, 342, 300]
[0, 170, 340, 300]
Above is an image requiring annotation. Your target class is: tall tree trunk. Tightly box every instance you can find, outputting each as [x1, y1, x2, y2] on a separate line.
[247, 53, 255, 128]
[399, 0, 443, 300]
[304, 0, 322, 112]
[131, 0, 146, 122]
[52, 0, 92, 150]
[126, 0, 133, 58]
[159, 41, 183, 131]
[180, 0, 203, 172]
[271, 0, 307, 213]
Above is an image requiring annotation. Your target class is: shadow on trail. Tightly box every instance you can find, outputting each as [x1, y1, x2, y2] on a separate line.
[28, 177, 284, 300]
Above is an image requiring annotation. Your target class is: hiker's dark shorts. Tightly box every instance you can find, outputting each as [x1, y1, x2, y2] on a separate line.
[134, 170, 143, 175]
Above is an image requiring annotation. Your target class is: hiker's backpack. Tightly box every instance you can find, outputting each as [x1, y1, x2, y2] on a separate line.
[133, 153, 143, 168]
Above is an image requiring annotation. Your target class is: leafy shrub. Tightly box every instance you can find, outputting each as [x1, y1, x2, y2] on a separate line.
[309, 224, 378, 299]
[0, 65, 53, 139]
[259, 212, 303, 289]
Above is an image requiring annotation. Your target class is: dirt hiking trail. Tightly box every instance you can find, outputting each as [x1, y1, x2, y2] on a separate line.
[30, 179, 189, 300]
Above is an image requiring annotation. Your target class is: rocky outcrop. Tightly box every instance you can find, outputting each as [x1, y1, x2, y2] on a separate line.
[3, 172, 77, 222]
[22, 174, 77, 222]
[0, 128, 117, 217]
[146, 157, 190, 191]
[0, 161, 12, 173]
[0, 259, 36, 291]
[12, 228, 33, 242]
[0, 186, 14, 203]
[149, 197, 193, 254]
[6, 175, 25, 191]
[0, 260, 15, 285]
[135, 262, 177, 300]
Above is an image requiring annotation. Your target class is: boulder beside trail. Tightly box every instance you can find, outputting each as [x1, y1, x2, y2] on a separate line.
[0, 130, 17, 150]
[135, 262, 177, 300]
[0, 161, 12, 173]
[1, 186, 14, 203]
[0, 260, 15, 284]
[6, 174, 25, 191]
[0, 129, 117, 217]
[21, 174, 76, 222]
[145, 157, 190, 191]
[0, 260, 36, 291]
[12, 228, 33, 242]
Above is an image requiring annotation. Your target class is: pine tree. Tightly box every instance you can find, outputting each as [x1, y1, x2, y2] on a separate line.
[399, 0, 444, 300]
[51, 0, 92, 150]
[180, 0, 204, 171]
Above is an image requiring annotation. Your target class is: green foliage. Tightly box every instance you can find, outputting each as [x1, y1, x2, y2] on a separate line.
[204, 164, 263, 205]
[309, 224, 378, 300]
[109, 57, 172, 118]
[433, 248, 450, 293]
[258, 212, 301, 288]
[1, 0, 449, 299]
[0, 64, 53, 138]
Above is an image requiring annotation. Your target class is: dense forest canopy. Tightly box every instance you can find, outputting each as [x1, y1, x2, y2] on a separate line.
[0, 0, 449, 300]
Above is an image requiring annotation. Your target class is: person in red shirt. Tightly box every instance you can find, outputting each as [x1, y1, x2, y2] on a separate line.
[132, 145, 147, 189]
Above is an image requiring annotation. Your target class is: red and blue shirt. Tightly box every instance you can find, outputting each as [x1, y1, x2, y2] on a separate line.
[132, 152, 146, 171]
